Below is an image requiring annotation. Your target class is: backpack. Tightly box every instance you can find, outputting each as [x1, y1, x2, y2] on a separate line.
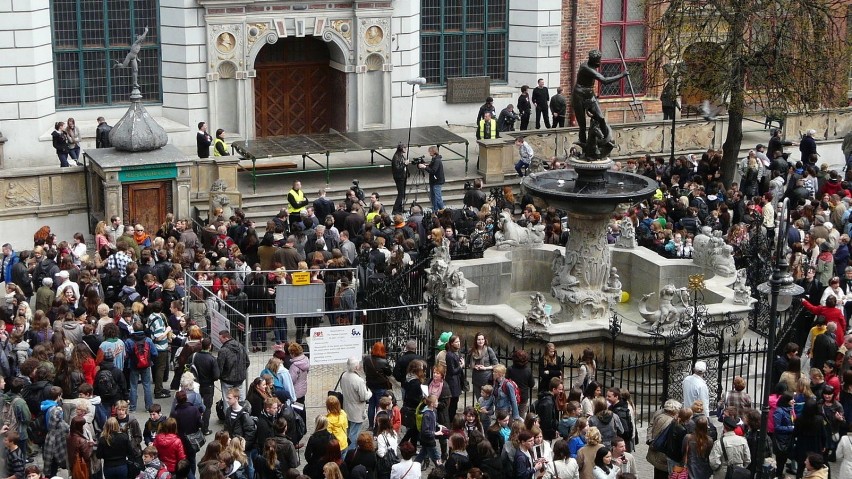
[95, 368, 120, 400]
[415, 400, 428, 431]
[30, 405, 54, 446]
[1, 397, 21, 436]
[280, 404, 307, 444]
[651, 419, 674, 451]
[69, 371, 85, 399]
[501, 379, 522, 406]
[611, 403, 634, 444]
[156, 465, 171, 479]
[133, 338, 152, 369]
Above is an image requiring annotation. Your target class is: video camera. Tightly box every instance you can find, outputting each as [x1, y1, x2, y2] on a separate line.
[411, 155, 427, 165]
[464, 180, 473, 190]
[351, 180, 365, 202]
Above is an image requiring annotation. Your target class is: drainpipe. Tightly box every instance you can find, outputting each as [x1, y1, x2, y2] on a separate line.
[569, 0, 578, 126]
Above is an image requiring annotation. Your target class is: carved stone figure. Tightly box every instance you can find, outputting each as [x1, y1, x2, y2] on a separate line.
[714, 243, 737, 277]
[210, 179, 228, 192]
[445, 270, 468, 309]
[528, 156, 547, 175]
[602, 267, 622, 305]
[494, 211, 545, 248]
[526, 292, 553, 328]
[571, 50, 628, 160]
[733, 268, 751, 305]
[426, 258, 449, 301]
[614, 216, 636, 248]
[638, 284, 689, 328]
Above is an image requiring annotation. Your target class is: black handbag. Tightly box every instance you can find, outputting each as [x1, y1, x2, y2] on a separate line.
[328, 372, 345, 404]
[187, 429, 206, 452]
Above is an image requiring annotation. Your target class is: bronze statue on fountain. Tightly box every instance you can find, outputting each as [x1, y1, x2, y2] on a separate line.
[571, 50, 629, 160]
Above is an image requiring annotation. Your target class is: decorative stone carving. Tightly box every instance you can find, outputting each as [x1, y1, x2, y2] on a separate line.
[674, 121, 715, 151]
[526, 292, 553, 328]
[358, 18, 390, 64]
[426, 258, 450, 301]
[528, 156, 547, 175]
[614, 125, 664, 154]
[614, 216, 636, 248]
[444, 269, 468, 309]
[364, 25, 383, 46]
[209, 179, 235, 221]
[4, 180, 40, 207]
[247, 22, 269, 47]
[494, 211, 545, 248]
[733, 268, 751, 305]
[692, 227, 735, 277]
[330, 20, 352, 44]
[210, 24, 242, 64]
[638, 284, 689, 329]
[602, 267, 622, 306]
[216, 32, 236, 53]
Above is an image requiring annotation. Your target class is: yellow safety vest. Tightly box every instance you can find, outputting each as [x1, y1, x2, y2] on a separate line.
[288, 188, 306, 214]
[213, 138, 230, 156]
[479, 119, 497, 139]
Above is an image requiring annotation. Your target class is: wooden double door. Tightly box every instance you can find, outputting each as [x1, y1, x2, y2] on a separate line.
[254, 37, 347, 137]
[122, 181, 171, 235]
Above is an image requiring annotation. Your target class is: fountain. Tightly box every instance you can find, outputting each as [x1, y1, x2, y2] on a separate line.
[428, 51, 751, 355]
[522, 157, 658, 321]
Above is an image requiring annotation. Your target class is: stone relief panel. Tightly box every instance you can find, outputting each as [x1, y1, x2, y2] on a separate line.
[790, 114, 830, 139]
[327, 19, 353, 46]
[246, 22, 270, 50]
[831, 110, 852, 138]
[674, 121, 715, 151]
[3, 179, 40, 208]
[614, 125, 664, 155]
[357, 17, 390, 65]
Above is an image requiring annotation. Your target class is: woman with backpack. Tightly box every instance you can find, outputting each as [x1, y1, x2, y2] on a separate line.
[587, 398, 623, 450]
[506, 350, 535, 418]
[376, 415, 399, 479]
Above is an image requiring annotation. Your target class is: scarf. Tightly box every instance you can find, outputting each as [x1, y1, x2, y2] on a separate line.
[134, 231, 149, 245]
[429, 379, 443, 399]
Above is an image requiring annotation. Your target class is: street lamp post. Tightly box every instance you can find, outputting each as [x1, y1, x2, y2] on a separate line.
[755, 198, 803, 478]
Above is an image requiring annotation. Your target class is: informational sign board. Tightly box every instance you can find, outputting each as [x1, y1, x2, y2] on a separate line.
[308, 325, 364, 365]
[210, 309, 230, 349]
[275, 284, 325, 317]
[539, 28, 561, 48]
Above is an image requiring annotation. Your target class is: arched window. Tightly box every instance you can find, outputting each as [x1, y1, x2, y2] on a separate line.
[50, 0, 162, 108]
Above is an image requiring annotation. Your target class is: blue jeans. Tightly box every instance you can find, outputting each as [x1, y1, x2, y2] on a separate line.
[103, 464, 128, 479]
[248, 449, 259, 479]
[57, 152, 69, 167]
[69, 145, 80, 160]
[129, 367, 153, 411]
[415, 443, 441, 466]
[274, 316, 288, 343]
[367, 387, 386, 428]
[430, 184, 444, 210]
[515, 159, 530, 176]
[347, 421, 363, 451]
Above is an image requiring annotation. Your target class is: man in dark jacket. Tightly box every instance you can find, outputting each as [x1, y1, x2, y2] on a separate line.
[418, 146, 445, 210]
[30, 248, 58, 294]
[531, 78, 550, 129]
[799, 129, 818, 165]
[193, 338, 219, 435]
[549, 87, 567, 128]
[96, 117, 112, 148]
[393, 340, 424, 384]
[535, 378, 561, 441]
[606, 387, 635, 451]
[517, 85, 532, 130]
[218, 330, 250, 402]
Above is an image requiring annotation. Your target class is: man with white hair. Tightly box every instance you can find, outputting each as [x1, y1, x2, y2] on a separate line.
[340, 356, 372, 451]
[681, 361, 710, 416]
[800, 129, 818, 165]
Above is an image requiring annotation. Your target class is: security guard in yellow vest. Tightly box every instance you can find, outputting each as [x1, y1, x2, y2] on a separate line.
[213, 128, 230, 156]
[476, 112, 498, 140]
[287, 180, 310, 227]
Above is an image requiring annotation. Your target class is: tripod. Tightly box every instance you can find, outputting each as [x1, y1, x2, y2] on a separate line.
[407, 164, 428, 212]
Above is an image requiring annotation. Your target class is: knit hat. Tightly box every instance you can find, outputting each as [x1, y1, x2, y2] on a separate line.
[722, 415, 739, 429]
[436, 332, 452, 351]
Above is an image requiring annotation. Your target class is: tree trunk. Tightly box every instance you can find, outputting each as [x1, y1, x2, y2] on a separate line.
[721, 108, 743, 188]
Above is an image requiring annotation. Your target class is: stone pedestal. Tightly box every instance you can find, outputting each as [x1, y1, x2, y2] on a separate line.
[191, 156, 242, 203]
[477, 138, 512, 183]
[84, 145, 195, 232]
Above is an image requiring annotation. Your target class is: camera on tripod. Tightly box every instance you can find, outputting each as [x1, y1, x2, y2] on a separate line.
[411, 155, 427, 165]
[351, 179, 365, 202]
[464, 181, 473, 190]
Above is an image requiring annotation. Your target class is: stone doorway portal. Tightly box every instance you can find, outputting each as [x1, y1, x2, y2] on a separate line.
[253, 37, 347, 137]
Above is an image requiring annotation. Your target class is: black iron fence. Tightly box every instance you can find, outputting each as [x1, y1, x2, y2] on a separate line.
[436, 325, 767, 426]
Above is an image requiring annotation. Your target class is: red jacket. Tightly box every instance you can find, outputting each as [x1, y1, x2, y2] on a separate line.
[153, 433, 186, 472]
[802, 299, 846, 346]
